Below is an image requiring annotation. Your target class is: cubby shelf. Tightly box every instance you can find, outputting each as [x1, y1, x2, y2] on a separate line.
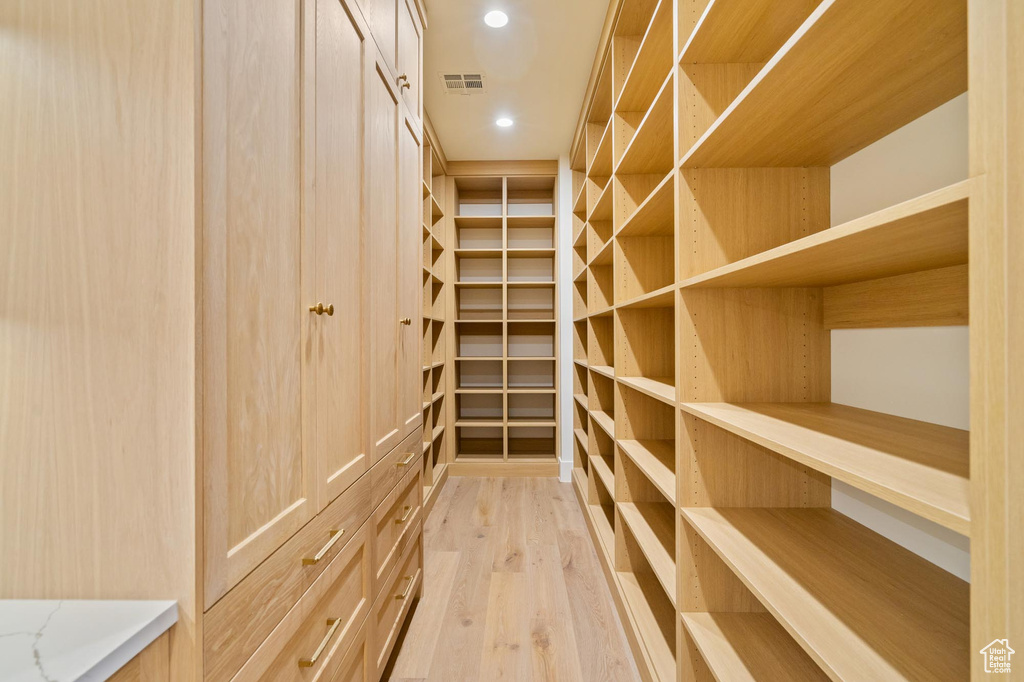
[618, 375, 675, 406]
[680, 181, 969, 289]
[682, 612, 828, 682]
[679, 402, 970, 534]
[617, 502, 675, 606]
[590, 453, 615, 494]
[680, 0, 967, 168]
[614, 0, 672, 113]
[590, 121, 613, 177]
[574, 428, 589, 453]
[590, 181, 614, 222]
[617, 573, 675, 682]
[590, 364, 614, 379]
[591, 410, 615, 437]
[617, 284, 674, 310]
[680, 0, 820, 65]
[682, 507, 969, 681]
[617, 439, 674, 505]
[616, 72, 674, 175]
[616, 171, 673, 238]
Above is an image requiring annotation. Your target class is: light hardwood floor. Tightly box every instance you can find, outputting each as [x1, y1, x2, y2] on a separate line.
[386, 477, 640, 682]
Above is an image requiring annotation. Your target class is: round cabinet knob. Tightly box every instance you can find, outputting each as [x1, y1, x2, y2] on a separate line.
[398, 74, 411, 90]
[400, 317, 412, 325]
[309, 303, 335, 316]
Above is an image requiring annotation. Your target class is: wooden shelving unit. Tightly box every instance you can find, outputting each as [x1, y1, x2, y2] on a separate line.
[568, 0, 977, 680]
[420, 120, 450, 515]
[447, 165, 560, 475]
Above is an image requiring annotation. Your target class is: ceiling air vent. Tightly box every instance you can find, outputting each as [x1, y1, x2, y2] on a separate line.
[440, 72, 486, 94]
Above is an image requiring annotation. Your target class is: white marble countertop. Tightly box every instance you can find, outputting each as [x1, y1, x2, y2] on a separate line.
[0, 600, 177, 682]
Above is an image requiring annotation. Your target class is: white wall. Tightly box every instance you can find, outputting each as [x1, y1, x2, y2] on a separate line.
[558, 154, 574, 481]
[829, 94, 969, 580]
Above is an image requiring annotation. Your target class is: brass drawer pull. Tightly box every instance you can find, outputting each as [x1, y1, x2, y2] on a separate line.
[395, 575, 414, 600]
[397, 73, 411, 90]
[396, 452, 416, 467]
[309, 302, 335, 316]
[302, 529, 345, 566]
[298, 617, 342, 668]
[395, 505, 413, 524]
[399, 317, 412, 325]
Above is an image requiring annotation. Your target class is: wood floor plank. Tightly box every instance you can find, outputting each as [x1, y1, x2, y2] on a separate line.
[389, 477, 639, 682]
[527, 544, 586, 682]
[479, 571, 532, 680]
[492, 479, 528, 572]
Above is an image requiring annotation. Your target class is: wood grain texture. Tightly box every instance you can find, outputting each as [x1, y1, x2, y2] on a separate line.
[968, 0, 1024, 674]
[0, 0, 198, 676]
[822, 263, 968, 329]
[681, 0, 968, 167]
[389, 477, 640, 681]
[680, 0, 822, 64]
[682, 507, 969, 681]
[108, 632, 171, 682]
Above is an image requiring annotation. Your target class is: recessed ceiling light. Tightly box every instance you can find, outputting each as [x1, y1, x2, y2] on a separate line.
[484, 10, 509, 28]
[495, 117, 514, 128]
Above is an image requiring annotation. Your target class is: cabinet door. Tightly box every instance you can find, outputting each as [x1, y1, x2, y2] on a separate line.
[397, 115, 423, 439]
[396, 0, 421, 119]
[361, 0, 396, 71]
[203, 0, 313, 605]
[366, 54, 402, 463]
[314, 0, 369, 509]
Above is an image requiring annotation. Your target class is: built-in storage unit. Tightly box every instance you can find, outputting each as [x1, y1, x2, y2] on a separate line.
[446, 164, 560, 475]
[564, 0, 1011, 679]
[2, 0, 437, 679]
[420, 119, 450, 516]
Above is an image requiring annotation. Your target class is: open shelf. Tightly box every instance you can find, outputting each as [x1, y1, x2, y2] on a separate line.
[507, 175, 555, 217]
[508, 358, 554, 389]
[455, 359, 502, 390]
[679, 402, 970, 533]
[618, 501, 675, 606]
[616, 305, 675, 405]
[456, 425, 504, 460]
[616, 72, 674, 175]
[455, 176, 503, 216]
[682, 507, 969, 680]
[680, 0, 821, 64]
[616, 171, 673, 238]
[508, 391, 555, 423]
[589, 121, 613, 177]
[591, 410, 614, 438]
[615, 0, 673, 113]
[681, 0, 966, 167]
[589, 424, 615, 494]
[618, 439, 674, 505]
[617, 529, 677, 682]
[682, 612, 828, 682]
[456, 391, 502, 423]
[680, 181, 969, 289]
[508, 285, 554, 320]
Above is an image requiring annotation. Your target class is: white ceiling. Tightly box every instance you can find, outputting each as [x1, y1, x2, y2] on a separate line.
[423, 0, 608, 161]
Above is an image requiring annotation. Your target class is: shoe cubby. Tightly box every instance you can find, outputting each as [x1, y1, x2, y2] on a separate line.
[506, 175, 555, 216]
[508, 392, 555, 424]
[455, 255, 502, 283]
[456, 358, 502, 389]
[454, 176, 503, 217]
[615, 305, 675, 405]
[508, 425, 555, 459]
[616, 381, 675, 505]
[507, 215, 555, 249]
[454, 216, 503, 249]
[507, 255, 553, 283]
[588, 315, 614, 371]
[455, 392, 503, 425]
[588, 370, 615, 436]
[508, 320, 554, 358]
[589, 263, 614, 312]
[573, 279, 588, 320]
[455, 285, 502, 321]
[456, 321, 502, 358]
[507, 358, 554, 389]
[456, 426, 504, 460]
[507, 285, 554, 320]
[573, 319, 588, 363]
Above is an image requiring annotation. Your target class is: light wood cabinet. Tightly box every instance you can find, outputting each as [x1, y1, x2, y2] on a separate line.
[397, 0, 422, 117]
[398, 116, 424, 439]
[313, 0, 370, 509]
[202, 0, 314, 606]
[367, 55, 403, 463]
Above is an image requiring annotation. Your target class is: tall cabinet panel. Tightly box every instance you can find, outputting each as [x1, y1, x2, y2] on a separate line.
[396, 0, 421, 119]
[202, 0, 313, 605]
[398, 116, 424, 440]
[313, 0, 369, 509]
[367, 56, 402, 463]
[361, 0, 396, 70]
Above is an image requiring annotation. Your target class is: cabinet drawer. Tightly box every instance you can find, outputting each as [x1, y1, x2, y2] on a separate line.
[232, 524, 372, 681]
[204, 474, 372, 681]
[371, 463, 422, 597]
[328, 620, 370, 682]
[370, 427, 422, 509]
[371, 534, 423, 677]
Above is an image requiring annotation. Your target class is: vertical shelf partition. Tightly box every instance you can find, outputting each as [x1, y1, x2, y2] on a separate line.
[420, 122, 450, 516]
[569, 0, 973, 681]
[449, 169, 560, 475]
